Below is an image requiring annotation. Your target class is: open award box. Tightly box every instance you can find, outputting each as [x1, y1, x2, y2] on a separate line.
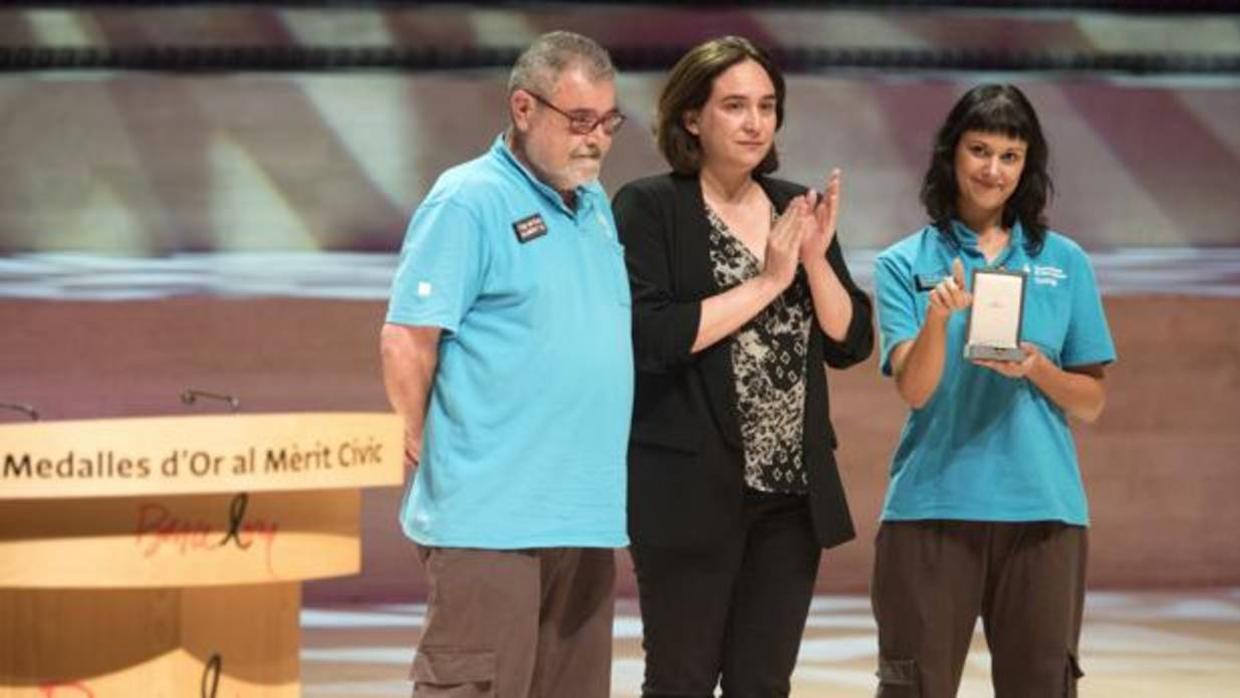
[964, 268, 1028, 362]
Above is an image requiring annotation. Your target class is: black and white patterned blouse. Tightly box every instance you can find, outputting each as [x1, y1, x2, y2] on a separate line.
[705, 204, 812, 494]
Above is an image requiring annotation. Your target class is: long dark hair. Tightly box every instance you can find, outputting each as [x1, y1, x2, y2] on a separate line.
[920, 84, 1052, 254]
[655, 36, 785, 176]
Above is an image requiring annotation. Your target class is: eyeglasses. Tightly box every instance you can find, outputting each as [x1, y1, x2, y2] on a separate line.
[525, 90, 626, 136]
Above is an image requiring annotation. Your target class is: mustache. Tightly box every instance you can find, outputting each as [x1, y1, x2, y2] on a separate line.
[572, 146, 603, 160]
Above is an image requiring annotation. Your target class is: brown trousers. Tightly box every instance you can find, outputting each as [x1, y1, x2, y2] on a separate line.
[410, 546, 615, 698]
[871, 521, 1087, 698]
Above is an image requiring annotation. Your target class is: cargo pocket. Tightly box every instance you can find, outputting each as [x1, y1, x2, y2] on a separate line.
[410, 649, 496, 697]
[876, 657, 920, 698]
[1063, 651, 1084, 698]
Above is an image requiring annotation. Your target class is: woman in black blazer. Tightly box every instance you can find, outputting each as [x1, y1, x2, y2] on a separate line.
[611, 36, 873, 698]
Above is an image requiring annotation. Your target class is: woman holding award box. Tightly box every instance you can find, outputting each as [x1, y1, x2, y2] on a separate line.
[871, 83, 1117, 698]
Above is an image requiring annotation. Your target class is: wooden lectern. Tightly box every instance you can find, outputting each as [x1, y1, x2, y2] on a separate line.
[0, 412, 404, 697]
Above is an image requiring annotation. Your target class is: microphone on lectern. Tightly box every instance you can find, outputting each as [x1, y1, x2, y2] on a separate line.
[180, 388, 241, 413]
[0, 401, 39, 421]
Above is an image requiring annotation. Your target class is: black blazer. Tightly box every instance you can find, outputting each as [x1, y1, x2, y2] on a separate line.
[612, 172, 874, 550]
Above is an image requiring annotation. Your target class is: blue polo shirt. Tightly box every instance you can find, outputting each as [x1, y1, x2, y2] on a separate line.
[386, 135, 633, 549]
[874, 220, 1116, 525]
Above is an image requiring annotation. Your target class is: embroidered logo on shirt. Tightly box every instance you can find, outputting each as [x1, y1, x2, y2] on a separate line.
[1033, 264, 1067, 287]
[512, 214, 549, 244]
[417, 281, 433, 297]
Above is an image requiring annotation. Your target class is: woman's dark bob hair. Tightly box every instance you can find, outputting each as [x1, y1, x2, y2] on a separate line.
[920, 83, 1053, 254]
[655, 36, 785, 176]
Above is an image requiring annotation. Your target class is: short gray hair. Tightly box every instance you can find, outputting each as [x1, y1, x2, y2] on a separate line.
[507, 31, 615, 96]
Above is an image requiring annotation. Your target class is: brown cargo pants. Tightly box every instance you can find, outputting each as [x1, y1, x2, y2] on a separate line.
[410, 546, 615, 698]
[871, 520, 1087, 698]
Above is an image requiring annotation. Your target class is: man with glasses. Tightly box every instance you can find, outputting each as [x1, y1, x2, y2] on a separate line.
[380, 31, 631, 698]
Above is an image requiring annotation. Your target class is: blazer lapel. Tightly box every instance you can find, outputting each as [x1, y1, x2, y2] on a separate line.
[756, 175, 798, 214]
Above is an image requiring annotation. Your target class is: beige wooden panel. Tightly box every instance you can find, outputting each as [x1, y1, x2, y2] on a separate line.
[0, 585, 299, 697]
[0, 412, 403, 500]
[0, 588, 179, 696]
[0, 490, 359, 588]
[178, 584, 301, 697]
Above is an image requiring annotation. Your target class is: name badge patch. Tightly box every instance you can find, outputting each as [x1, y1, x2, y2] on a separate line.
[915, 273, 946, 291]
[513, 214, 548, 244]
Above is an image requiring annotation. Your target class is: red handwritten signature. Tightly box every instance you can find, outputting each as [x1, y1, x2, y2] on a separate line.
[38, 681, 94, 697]
[133, 500, 279, 576]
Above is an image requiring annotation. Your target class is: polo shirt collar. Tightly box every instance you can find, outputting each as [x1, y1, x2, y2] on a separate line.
[490, 134, 597, 216]
[949, 218, 1026, 268]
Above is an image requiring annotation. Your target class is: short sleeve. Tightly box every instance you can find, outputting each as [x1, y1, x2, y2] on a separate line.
[874, 252, 920, 377]
[1061, 250, 1117, 367]
[385, 197, 486, 333]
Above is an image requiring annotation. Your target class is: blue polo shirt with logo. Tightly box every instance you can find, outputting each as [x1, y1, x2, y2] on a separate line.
[873, 220, 1116, 525]
[386, 135, 633, 549]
